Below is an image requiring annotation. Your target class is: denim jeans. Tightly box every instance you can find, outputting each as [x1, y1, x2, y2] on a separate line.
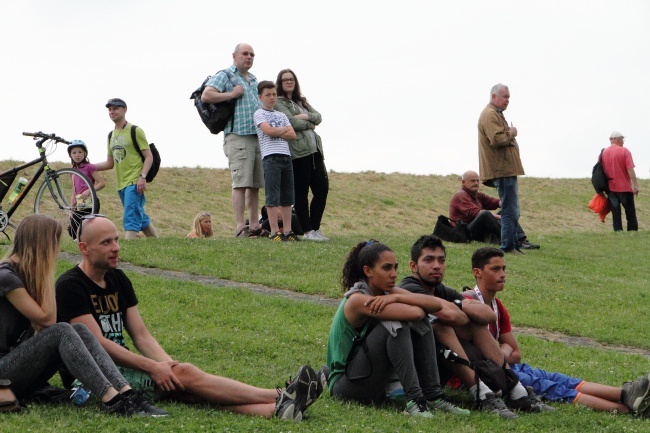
[292, 152, 329, 232]
[608, 192, 638, 231]
[494, 176, 520, 250]
[0, 322, 128, 398]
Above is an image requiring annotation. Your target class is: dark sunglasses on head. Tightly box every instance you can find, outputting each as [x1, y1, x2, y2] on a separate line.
[76, 214, 106, 242]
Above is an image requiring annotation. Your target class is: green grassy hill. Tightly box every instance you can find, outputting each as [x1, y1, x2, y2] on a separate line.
[2, 161, 646, 238]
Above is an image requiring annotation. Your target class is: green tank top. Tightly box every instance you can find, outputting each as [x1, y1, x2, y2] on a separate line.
[326, 284, 372, 393]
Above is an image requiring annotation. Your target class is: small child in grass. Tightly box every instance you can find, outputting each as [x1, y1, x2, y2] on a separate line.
[254, 80, 298, 242]
[187, 211, 213, 238]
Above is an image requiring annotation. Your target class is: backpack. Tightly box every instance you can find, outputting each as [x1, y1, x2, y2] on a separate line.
[439, 348, 518, 402]
[108, 125, 160, 183]
[189, 70, 240, 134]
[591, 148, 609, 195]
[432, 215, 470, 243]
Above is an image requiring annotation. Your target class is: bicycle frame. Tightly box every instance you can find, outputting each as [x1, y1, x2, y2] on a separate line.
[2, 136, 60, 219]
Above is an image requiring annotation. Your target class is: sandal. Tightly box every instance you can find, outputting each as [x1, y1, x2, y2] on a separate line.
[249, 227, 270, 238]
[235, 226, 250, 238]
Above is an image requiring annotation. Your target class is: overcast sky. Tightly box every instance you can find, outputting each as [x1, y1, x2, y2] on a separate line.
[2, 0, 648, 179]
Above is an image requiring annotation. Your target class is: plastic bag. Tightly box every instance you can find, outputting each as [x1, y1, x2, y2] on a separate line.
[588, 194, 610, 223]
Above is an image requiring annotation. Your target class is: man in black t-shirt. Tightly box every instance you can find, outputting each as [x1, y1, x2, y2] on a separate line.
[400, 235, 540, 417]
[55, 215, 321, 421]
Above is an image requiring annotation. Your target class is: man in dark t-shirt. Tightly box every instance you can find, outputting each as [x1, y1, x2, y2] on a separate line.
[55, 215, 320, 421]
[400, 235, 544, 416]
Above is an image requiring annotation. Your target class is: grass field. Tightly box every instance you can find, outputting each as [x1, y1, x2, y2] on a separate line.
[1, 162, 649, 432]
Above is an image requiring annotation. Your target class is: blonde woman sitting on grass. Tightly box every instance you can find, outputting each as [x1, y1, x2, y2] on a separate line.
[187, 212, 213, 238]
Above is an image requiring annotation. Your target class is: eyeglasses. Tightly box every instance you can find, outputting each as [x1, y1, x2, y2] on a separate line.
[199, 212, 211, 218]
[281, 78, 295, 83]
[239, 51, 255, 57]
[76, 214, 106, 242]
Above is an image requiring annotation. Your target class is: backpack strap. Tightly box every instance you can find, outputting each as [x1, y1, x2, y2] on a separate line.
[129, 125, 145, 162]
[222, 69, 240, 130]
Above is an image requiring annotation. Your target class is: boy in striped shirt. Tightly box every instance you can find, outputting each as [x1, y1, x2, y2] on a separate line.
[254, 81, 298, 241]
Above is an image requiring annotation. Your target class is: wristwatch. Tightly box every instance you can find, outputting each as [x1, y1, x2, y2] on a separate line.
[140, 173, 147, 179]
[453, 299, 463, 310]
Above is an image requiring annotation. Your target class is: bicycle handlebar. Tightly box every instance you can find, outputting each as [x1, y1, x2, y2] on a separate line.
[22, 131, 70, 144]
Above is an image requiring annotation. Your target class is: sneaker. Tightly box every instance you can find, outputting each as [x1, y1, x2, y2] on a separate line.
[507, 392, 533, 412]
[622, 373, 650, 415]
[284, 231, 301, 242]
[274, 365, 315, 422]
[101, 394, 137, 417]
[522, 386, 556, 412]
[270, 231, 285, 242]
[306, 365, 329, 408]
[403, 399, 434, 418]
[127, 391, 169, 417]
[427, 397, 470, 416]
[479, 392, 518, 419]
[302, 230, 324, 241]
[314, 230, 329, 241]
[518, 239, 540, 249]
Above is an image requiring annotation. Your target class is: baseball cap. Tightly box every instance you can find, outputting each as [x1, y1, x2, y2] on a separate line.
[105, 98, 127, 108]
[609, 131, 624, 139]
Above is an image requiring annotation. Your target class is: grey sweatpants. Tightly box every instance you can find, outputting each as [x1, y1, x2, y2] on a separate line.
[332, 320, 443, 405]
[0, 322, 129, 399]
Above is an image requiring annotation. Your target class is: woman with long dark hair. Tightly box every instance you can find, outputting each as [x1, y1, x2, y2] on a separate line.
[326, 240, 470, 416]
[275, 69, 329, 241]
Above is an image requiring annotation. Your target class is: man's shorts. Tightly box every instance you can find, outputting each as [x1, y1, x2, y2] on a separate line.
[510, 363, 582, 403]
[263, 154, 294, 207]
[223, 134, 264, 189]
[118, 367, 160, 401]
[118, 184, 151, 232]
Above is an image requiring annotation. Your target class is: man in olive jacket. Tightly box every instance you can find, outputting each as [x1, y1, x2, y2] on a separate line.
[477, 84, 526, 254]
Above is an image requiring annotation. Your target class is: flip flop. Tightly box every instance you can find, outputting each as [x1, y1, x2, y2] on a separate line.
[249, 227, 270, 238]
[235, 227, 250, 238]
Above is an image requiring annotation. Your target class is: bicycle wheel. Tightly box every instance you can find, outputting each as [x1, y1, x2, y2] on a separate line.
[34, 169, 98, 240]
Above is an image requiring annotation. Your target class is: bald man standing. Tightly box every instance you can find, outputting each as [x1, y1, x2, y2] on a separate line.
[449, 171, 539, 249]
[201, 43, 265, 238]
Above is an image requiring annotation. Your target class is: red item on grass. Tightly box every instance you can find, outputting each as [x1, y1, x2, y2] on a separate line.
[588, 193, 610, 223]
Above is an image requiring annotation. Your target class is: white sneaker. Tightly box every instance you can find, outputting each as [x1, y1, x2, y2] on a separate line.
[314, 230, 329, 241]
[302, 230, 322, 241]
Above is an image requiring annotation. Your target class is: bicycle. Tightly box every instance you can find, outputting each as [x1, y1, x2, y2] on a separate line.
[0, 132, 98, 240]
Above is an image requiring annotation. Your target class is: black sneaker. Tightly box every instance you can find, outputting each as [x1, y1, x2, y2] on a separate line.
[518, 239, 540, 249]
[270, 231, 285, 242]
[284, 231, 300, 242]
[507, 392, 533, 412]
[479, 392, 518, 419]
[523, 386, 556, 412]
[101, 394, 136, 417]
[127, 391, 169, 417]
[274, 365, 315, 422]
[306, 365, 329, 408]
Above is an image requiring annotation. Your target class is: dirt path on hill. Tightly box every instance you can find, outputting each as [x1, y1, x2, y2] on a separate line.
[60, 252, 650, 360]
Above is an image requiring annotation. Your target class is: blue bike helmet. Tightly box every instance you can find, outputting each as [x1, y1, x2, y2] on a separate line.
[67, 139, 88, 156]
